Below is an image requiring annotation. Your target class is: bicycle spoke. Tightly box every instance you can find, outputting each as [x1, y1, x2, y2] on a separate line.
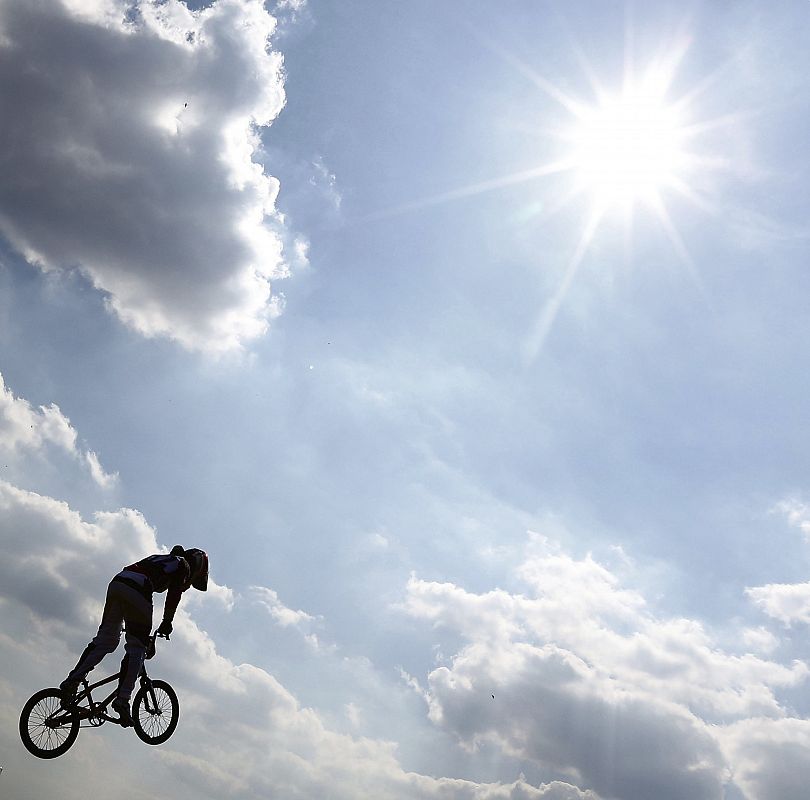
[21, 689, 80, 758]
[139, 689, 170, 735]
[28, 698, 69, 751]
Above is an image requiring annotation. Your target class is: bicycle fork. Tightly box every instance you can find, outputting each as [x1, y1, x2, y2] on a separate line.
[139, 675, 160, 714]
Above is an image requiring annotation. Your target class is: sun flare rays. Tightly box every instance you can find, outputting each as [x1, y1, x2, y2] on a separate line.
[516, 38, 726, 359]
[365, 28, 741, 359]
[488, 32, 740, 360]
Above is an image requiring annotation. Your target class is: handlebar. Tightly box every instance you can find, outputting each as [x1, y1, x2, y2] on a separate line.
[145, 631, 170, 660]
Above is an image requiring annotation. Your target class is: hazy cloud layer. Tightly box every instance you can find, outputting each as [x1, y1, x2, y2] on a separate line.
[0, 485, 597, 800]
[5, 373, 810, 799]
[0, 374, 594, 800]
[0, 0, 289, 352]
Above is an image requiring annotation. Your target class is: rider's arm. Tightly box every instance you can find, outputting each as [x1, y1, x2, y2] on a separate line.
[162, 584, 183, 625]
[158, 558, 191, 636]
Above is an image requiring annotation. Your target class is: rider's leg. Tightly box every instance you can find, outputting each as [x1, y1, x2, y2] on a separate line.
[117, 596, 153, 702]
[113, 609, 151, 728]
[63, 580, 124, 687]
[89, 583, 151, 727]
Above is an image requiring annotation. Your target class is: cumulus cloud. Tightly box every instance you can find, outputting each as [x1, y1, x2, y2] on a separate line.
[405, 589, 723, 799]
[0, 371, 117, 487]
[746, 581, 810, 626]
[156, 615, 605, 800]
[0, 373, 76, 454]
[741, 626, 779, 655]
[405, 551, 805, 723]
[0, 481, 155, 628]
[250, 584, 322, 647]
[84, 449, 119, 489]
[402, 537, 810, 800]
[0, 0, 291, 353]
[722, 718, 810, 800]
[424, 643, 724, 800]
[252, 584, 316, 627]
[745, 496, 810, 626]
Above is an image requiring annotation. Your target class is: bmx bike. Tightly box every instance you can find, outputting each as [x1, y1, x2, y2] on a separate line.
[19, 632, 178, 759]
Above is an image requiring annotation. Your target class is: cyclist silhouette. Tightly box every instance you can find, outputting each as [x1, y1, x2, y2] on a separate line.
[60, 546, 208, 726]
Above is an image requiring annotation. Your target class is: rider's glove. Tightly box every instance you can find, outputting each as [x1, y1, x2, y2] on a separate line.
[156, 619, 173, 639]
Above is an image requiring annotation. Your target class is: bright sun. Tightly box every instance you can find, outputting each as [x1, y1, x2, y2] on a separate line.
[568, 78, 687, 209]
[512, 40, 730, 359]
[376, 35, 731, 358]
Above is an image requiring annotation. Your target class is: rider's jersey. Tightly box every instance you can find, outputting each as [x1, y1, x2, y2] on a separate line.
[122, 554, 191, 594]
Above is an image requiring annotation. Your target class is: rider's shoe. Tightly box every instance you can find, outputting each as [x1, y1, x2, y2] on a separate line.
[112, 696, 133, 727]
[59, 679, 80, 710]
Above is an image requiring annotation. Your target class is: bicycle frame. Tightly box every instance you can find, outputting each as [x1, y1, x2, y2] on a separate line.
[51, 660, 160, 728]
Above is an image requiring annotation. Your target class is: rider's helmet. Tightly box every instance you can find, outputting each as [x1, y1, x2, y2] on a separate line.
[183, 548, 209, 591]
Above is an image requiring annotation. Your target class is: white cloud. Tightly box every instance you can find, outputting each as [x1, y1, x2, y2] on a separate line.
[0, 0, 292, 353]
[745, 497, 810, 625]
[11, 372, 810, 800]
[402, 539, 810, 799]
[0, 372, 116, 488]
[0, 377, 600, 800]
[183, 574, 236, 611]
[0, 480, 601, 800]
[0, 481, 156, 629]
[405, 559, 805, 723]
[746, 500, 810, 625]
[746, 581, 810, 626]
[722, 718, 810, 800]
[251, 584, 317, 628]
[84, 449, 119, 489]
[424, 642, 725, 800]
[773, 497, 810, 541]
[274, 0, 308, 27]
[404, 585, 723, 799]
[0, 373, 76, 453]
[345, 701, 361, 728]
[276, 0, 307, 11]
[741, 626, 779, 655]
[369, 530, 391, 549]
[309, 155, 342, 210]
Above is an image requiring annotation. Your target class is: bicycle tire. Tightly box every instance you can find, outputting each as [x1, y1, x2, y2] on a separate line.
[19, 688, 80, 759]
[132, 679, 179, 744]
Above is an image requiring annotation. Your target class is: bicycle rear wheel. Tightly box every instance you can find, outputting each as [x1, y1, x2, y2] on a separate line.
[19, 688, 80, 758]
[132, 679, 178, 744]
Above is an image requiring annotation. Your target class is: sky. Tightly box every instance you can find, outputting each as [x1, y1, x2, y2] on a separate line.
[2, 0, 810, 798]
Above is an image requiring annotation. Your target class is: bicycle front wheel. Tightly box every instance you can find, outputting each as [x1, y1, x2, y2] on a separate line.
[132, 679, 178, 744]
[19, 688, 80, 758]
